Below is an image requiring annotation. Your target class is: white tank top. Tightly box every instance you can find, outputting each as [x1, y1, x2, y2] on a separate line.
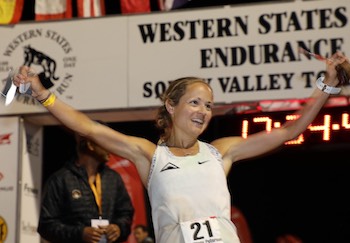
[147, 141, 241, 243]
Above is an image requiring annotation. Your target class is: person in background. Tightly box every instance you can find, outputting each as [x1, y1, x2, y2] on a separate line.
[15, 51, 348, 243]
[37, 129, 135, 243]
[133, 224, 154, 243]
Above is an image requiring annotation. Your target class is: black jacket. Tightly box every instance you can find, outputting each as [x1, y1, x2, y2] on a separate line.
[37, 158, 134, 243]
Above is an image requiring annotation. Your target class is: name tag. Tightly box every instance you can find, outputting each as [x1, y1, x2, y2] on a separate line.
[91, 218, 109, 243]
[180, 216, 223, 243]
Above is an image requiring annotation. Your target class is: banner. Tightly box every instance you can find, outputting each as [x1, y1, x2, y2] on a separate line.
[0, 16, 128, 115]
[0, 116, 20, 243]
[1, 0, 350, 116]
[127, 0, 350, 107]
[18, 120, 43, 243]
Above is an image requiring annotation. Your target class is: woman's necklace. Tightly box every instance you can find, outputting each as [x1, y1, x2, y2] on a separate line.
[167, 141, 199, 156]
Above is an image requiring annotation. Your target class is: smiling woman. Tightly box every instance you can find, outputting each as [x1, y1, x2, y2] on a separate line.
[13, 50, 348, 243]
[43, 113, 350, 243]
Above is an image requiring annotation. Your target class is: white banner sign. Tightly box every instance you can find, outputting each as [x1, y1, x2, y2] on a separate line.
[0, 17, 128, 115]
[0, 0, 349, 115]
[18, 120, 43, 243]
[0, 116, 20, 243]
[128, 0, 350, 106]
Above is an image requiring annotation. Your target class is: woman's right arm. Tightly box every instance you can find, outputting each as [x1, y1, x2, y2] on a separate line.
[13, 67, 156, 183]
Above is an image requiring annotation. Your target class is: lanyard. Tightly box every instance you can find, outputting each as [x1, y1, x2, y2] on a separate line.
[89, 173, 102, 216]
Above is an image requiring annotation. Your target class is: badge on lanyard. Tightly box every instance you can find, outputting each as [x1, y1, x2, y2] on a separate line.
[90, 173, 108, 243]
[180, 216, 223, 243]
[91, 218, 109, 243]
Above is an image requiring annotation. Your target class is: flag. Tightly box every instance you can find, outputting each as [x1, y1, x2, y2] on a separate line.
[35, 0, 72, 21]
[158, 0, 188, 11]
[120, 0, 150, 14]
[0, 0, 24, 24]
[77, 0, 105, 18]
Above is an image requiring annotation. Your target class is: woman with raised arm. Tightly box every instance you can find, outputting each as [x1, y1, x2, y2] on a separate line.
[13, 51, 348, 243]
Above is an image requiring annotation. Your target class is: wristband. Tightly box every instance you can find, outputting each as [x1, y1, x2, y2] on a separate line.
[38, 92, 51, 103]
[315, 76, 341, 95]
[41, 93, 56, 107]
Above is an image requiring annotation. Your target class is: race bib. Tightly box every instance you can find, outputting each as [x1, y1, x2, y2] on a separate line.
[180, 216, 223, 243]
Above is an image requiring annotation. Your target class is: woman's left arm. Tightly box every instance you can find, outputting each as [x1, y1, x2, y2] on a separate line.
[212, 51, 348, 175]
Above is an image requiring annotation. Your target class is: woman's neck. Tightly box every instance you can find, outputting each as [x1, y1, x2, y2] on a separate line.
[166, 140, 199, 156]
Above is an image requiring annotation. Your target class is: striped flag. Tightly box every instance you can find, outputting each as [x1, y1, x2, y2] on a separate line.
[35, 0, 72, 21]
[158, 0, 188, 11]
[0, 0, 24, 24]
[77, 0, 105, 18]
[120, 0, 150, 14]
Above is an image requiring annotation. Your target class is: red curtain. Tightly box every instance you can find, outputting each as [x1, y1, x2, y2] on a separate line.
[107, 155, 148, 243]
[231, 205, 253, 243]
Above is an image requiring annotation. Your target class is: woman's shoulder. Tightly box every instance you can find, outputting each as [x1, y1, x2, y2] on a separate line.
[199, 140, 222, 158]
[199, 140, 216, 149]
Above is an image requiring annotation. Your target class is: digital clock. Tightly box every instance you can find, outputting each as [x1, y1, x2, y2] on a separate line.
[242, 108, 350, 145]
[208, 106, 350, 145]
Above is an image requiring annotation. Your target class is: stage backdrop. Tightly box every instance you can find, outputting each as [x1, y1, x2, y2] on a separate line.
[1, 0, 350, 115]
[18, 121, 43, 243]
[0, 117, 20, 243]
[0, 117, 42, 243]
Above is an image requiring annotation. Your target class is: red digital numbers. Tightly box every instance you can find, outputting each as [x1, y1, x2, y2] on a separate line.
[241, 112, 350, 145]
[307, 115, 331, 141]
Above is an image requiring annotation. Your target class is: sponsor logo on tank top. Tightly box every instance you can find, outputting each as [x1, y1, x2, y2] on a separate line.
[198, 160, 210, 164]
[160, 162, 180, 172]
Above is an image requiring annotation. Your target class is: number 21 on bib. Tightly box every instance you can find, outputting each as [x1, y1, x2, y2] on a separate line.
[180, 216, 223, 243]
